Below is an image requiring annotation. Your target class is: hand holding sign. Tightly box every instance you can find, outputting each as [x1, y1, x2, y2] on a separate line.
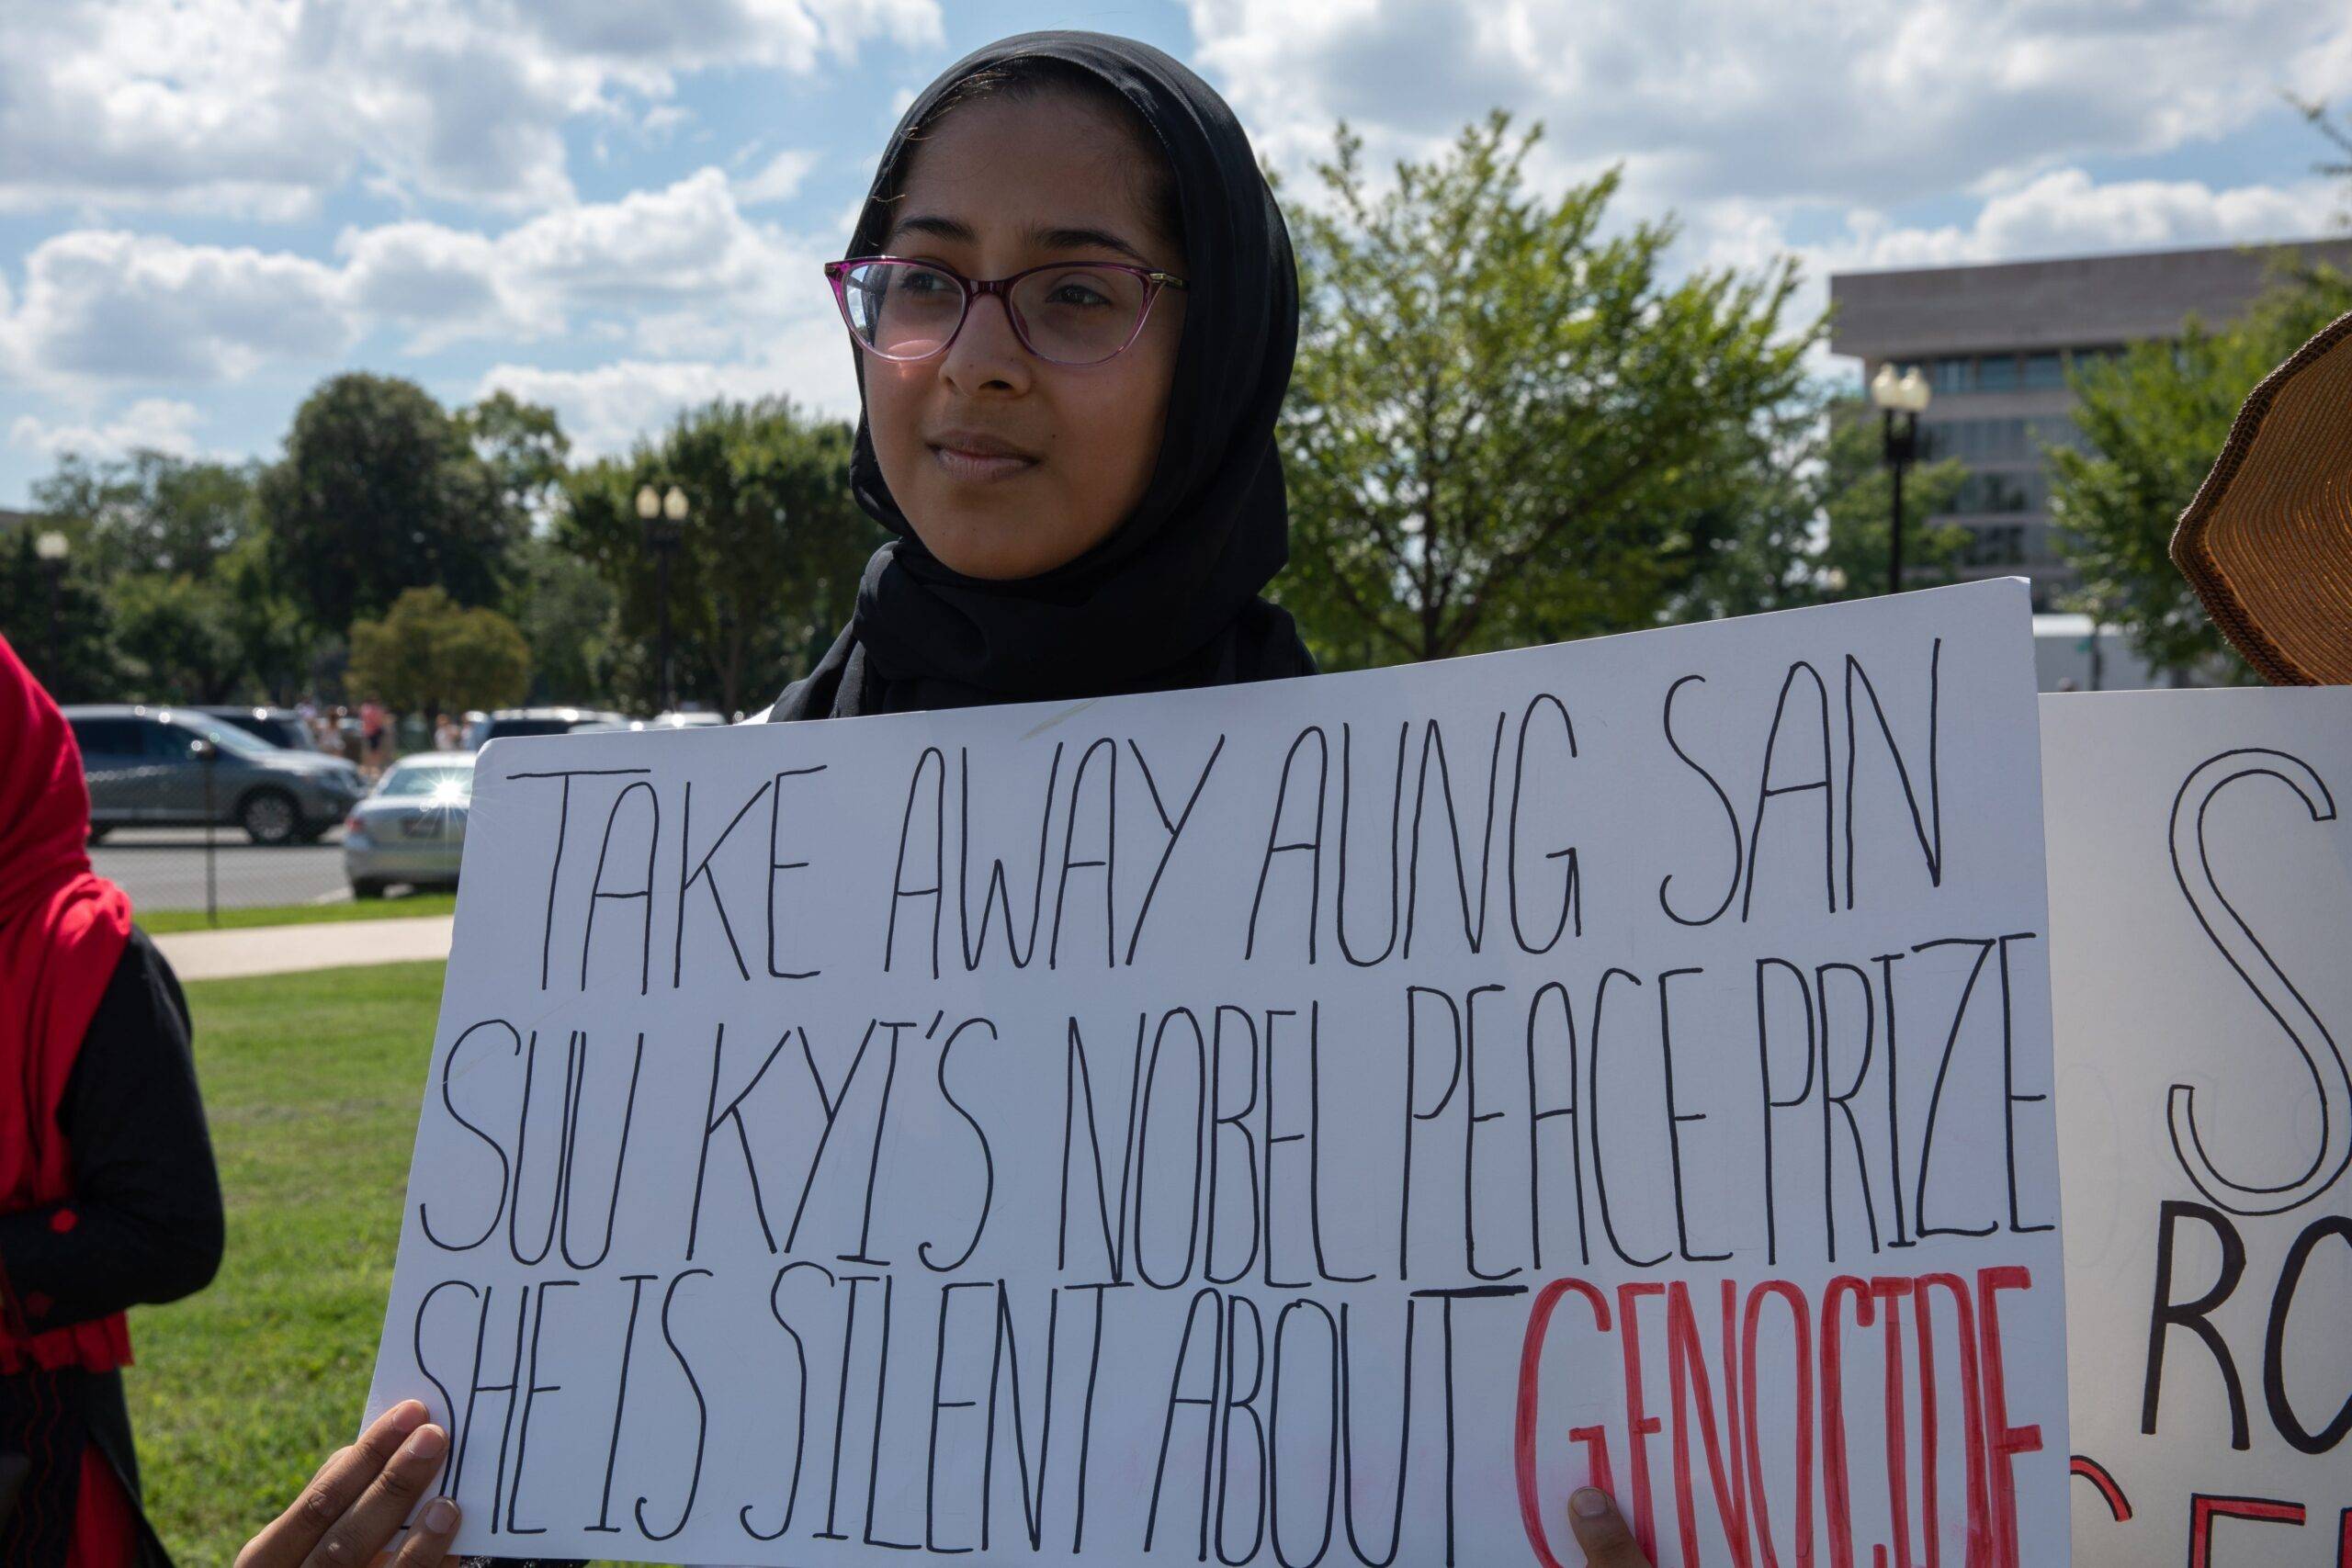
[234, 1401, 461, 1568]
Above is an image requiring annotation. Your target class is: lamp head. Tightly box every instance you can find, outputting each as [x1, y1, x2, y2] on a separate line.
[635, 485, 661, 521]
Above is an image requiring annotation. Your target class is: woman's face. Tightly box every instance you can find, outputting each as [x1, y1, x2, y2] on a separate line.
[863, 92, 1187, 581]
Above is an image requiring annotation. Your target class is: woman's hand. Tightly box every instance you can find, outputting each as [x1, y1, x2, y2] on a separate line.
[1567, 1486, 1653, 1566]
[234, 1399, 462, 1567]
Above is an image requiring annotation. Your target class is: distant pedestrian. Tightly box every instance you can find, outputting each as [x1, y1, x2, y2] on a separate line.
[359, 700, 389, 778]
[434, 715, 461, 751]
[0, 631, 224, 1566]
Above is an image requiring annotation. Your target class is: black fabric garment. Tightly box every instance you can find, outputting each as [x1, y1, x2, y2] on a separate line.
[0, 925, 221, 1567]
[769, 28, 1316, 720]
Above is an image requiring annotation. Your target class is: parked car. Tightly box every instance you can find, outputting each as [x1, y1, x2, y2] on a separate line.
[645, 710, 728, 728]
[343, 752, 474, 897]
[197, 705, 323, 752]
[65, 705, 366, 845]
[460, 706, 630, 750]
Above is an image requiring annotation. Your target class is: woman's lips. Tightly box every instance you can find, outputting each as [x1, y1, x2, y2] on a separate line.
[931, 444, 1037, 482]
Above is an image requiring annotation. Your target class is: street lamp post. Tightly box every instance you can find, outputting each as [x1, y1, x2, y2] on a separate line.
[636, 484, 689, 713]
[33, 529, 68, 678]
[1869, 364, 1933, 596]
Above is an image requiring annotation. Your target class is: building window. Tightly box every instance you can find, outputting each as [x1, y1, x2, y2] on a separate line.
[1976, 355, 2019, 391]
[2026, 413, 2086, 453]
[1953, 471, 2034, 514]
[2022, 352, 2064, 389]
[1921, 417, 2052, 461]
[1931, 356, 1973, 393]
[1965, 524, 2026, 567]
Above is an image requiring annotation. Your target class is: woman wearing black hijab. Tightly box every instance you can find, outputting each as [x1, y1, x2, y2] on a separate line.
[764, 28, 1316, 720]
[237, 29, 1649, 1568]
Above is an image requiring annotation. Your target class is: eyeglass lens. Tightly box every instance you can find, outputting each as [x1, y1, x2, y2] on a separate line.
[840, 261, 1151, 365]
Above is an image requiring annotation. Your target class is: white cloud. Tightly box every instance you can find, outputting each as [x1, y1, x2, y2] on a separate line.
[1675, 167, 2338, 384]
[0, 0, 944, 218]
[1183, 0, 2347, 390]
[8, 398, 204, 459]
[0, 231, 353, 383]
[0, 169, 845, 383]
[476, 339, 859, 459]
[1189, 0, 2352, 213]
[734, 148, 820, 207]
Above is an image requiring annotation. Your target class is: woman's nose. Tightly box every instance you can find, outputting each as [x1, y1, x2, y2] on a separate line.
[939, 290, 1032, 393]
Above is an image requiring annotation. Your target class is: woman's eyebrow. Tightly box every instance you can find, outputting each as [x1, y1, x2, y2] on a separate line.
[888, 213, 1152, 265]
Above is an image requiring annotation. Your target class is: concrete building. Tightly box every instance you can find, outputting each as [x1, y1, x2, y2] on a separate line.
[1828, 239, 2352, 613]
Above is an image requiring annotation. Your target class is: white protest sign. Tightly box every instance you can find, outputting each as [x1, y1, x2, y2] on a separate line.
[365, 578, 2070, 1567]
[2043, 690, 2352, 1564]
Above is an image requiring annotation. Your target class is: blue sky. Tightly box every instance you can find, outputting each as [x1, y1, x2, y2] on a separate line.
[3, 0, 2344, 507]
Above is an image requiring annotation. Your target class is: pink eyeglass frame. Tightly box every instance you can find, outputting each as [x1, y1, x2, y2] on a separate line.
[823, 255, 1189, 366]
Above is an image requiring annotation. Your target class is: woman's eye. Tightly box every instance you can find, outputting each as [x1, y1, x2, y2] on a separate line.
[1046, 279, 1112, 308]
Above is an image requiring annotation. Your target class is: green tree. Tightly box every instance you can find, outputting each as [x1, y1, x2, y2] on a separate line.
[261, 374, 519, 634]
[1273, 112, 1817, 667]
[0, 527, 120, 700]
[560, 397, 880, 716]
[1816, 406, 1972, 598]
[30, 450, 263, 581]
[109, 573, 247, 701]
[2050, 286, 2347, 680]
[464, 390, 571, 522]
[507, 531, 617, 704]
[347, 586, 531, 717]
[1669, 393, 1968, 619]
[212, 537, 316, 704]
[28, 447, 321, 701]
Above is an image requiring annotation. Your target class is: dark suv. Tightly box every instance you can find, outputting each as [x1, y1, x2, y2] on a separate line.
[460, 706, 629, 749]
[66, 705, 366, 845]
[196, 705, 324, 752]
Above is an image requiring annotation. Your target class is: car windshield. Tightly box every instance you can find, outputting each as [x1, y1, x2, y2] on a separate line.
[172, 716, 278, 757]
[377, 762, 473, 801]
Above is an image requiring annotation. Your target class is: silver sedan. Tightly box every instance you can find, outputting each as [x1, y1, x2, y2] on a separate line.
[344, 753, 474, 897]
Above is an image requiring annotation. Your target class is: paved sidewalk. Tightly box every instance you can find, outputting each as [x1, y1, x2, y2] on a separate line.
[154, 915, 457, 981]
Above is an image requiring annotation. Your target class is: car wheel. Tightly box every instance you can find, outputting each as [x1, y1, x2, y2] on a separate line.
[239, 788, 300, 846]
[352, 878, 388, 900]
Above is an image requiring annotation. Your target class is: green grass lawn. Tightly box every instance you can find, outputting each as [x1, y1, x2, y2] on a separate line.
[140, 890, 457, 935]
[126, 961, 445, 1562]
[122, 960, 664, 1565]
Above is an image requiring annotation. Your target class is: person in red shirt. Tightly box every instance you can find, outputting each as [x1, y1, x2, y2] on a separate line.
[0, 632, 224, 1564]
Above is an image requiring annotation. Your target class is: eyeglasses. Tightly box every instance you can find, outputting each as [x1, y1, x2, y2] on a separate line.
[824, 255, 1188, 367]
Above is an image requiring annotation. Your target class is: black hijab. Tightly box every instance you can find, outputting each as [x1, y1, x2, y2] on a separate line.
[767, 29, 1316, 722]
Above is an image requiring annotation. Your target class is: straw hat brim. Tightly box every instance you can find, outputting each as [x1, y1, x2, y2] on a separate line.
[2171, 308, 2352, 685]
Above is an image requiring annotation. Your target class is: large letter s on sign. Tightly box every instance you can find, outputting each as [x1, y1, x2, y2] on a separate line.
[2166, 748, 2352, 1215]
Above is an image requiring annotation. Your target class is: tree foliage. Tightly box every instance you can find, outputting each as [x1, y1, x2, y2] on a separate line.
[465, 390, 572, 522]
[1671, 394, 1969, 619]
[560, 397, 881, 716]
[506, 532, 617, 705]
[108, 572, 247, 702]
[1273, 112, 1819, 667]
[0, 527, 120, 701]
[347, 586, 530, 716]
[29, 450, 262, 581]
[2051, 282, 2349, 680]
[260, 374, 521, 634]
[21, 448, 312, 701]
